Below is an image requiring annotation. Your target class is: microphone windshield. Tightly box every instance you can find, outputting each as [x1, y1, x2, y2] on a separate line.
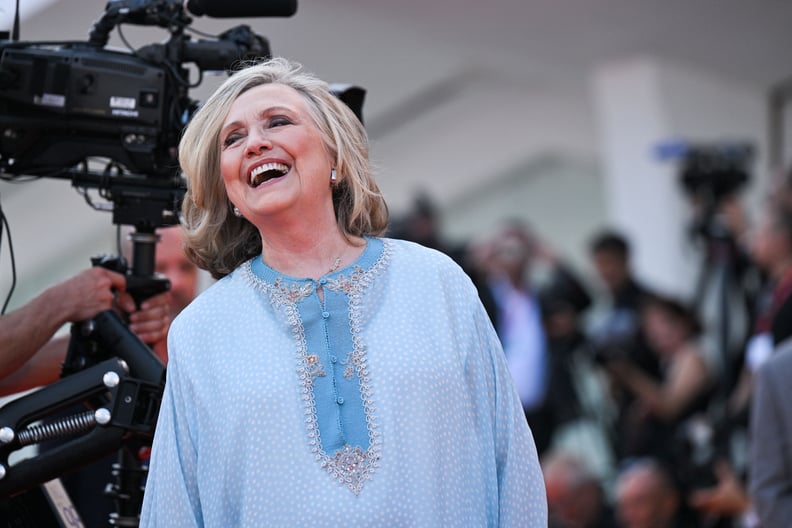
[186, 0, 298, 18]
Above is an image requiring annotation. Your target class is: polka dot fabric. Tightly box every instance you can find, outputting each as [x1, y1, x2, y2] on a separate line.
[140, 238, 547, 527]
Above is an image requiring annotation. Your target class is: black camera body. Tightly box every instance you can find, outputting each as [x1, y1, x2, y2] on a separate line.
[0, 1, 276, 233]
[0, 0, 272, 185]
[658, 140, 755, 243]
[0, 42, 177, 178]
[679, 143, 753, 206]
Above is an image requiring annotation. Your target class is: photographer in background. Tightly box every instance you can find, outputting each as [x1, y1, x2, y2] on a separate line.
[587, 231, 660, 376]
[485, 220, 552, 454]
[679, 145, 758, 411]
[586, 230, 661, 459]
[606, 294, 714, 465]
[0, 266, 169, 393]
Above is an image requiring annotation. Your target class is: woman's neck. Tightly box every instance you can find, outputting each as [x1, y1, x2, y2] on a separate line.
[259, 227, 363, 279]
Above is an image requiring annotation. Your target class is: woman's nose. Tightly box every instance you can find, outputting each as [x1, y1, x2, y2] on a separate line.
[246, 130, 272, 156]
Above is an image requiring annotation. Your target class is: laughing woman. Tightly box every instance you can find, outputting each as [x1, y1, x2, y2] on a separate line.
[140, 57, 546, 527]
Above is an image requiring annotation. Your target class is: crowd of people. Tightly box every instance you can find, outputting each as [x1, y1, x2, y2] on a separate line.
[393, 175, 792, 527]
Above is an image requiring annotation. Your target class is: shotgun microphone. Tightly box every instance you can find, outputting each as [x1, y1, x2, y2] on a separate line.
[186, 0, 297, 18]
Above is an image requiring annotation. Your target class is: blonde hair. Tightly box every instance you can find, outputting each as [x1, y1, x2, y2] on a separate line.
[178, 57, 389, 278]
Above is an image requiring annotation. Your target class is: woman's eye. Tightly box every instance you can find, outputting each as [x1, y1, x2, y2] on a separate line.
[223, 133, 242, 147]
[270, 116, 292, 127]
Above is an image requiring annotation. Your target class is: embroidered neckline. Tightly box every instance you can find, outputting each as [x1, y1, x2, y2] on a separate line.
[243, 238, 392, 494]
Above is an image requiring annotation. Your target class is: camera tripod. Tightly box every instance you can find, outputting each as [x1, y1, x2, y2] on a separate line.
[691, 210, 753, 408]
[0, 223, 169, 527]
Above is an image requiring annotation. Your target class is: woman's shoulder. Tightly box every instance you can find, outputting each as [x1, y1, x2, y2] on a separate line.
[383, 238, 478, 297]
[173, 264, 250, 320]
[385, 237, 463, 271]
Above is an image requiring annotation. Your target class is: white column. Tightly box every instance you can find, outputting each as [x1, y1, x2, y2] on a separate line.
[591, 56, 768, 298]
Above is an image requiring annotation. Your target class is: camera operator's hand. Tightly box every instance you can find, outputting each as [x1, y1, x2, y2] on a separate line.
[128, 292, 170, 348]
[0, 267, 170, 394]
[0, 267, 125, 379]
[55, 267, 135, 322]
[54, 268, 170, 347]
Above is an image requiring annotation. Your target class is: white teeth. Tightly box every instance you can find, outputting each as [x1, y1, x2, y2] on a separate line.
[249, 162, 290, 186]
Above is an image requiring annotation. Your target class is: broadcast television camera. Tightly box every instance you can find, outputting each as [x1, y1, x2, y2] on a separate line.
[0, 1, 297, 524]
[656, 139, 754, 242]
[0, 0, 299, 226]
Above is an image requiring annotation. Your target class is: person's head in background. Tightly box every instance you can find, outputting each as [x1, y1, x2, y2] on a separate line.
[153, 226, 200, 320]
[615, 458, 681, 528]
[488, 219, 536, 287]
[400, 192, 443, 250]
[640, 294, 702, 362]
[589, 230, 632, 296]
[750, 202, 792, 282]
[539, 271, 592, 340]
[543, 450, 609, 528]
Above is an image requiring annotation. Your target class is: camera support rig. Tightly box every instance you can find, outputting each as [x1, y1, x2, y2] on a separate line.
[0, 0, 295, 523]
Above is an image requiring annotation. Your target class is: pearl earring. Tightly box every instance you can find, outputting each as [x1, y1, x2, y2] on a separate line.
[233, 206, 242, 217]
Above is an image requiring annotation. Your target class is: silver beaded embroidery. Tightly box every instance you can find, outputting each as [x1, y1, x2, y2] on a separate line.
[343, 361, 355, 380]
[269, 277, 314, 306]
[243, 240, 392, 494]
[321, 445, 375, 493]
[305, 354, 326, 378]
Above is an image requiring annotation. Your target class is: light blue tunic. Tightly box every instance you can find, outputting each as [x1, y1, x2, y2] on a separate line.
[140, 238, 547, 527]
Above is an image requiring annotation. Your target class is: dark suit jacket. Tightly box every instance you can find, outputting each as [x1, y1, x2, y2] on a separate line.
[749, 337, 792, 527]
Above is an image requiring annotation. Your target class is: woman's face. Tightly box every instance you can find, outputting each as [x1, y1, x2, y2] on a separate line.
[219, 83, 334, 225]
[642, 306, 686, 356]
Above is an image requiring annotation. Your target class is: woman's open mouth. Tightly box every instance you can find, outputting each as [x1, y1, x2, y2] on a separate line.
[249, 162, 290, 187]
